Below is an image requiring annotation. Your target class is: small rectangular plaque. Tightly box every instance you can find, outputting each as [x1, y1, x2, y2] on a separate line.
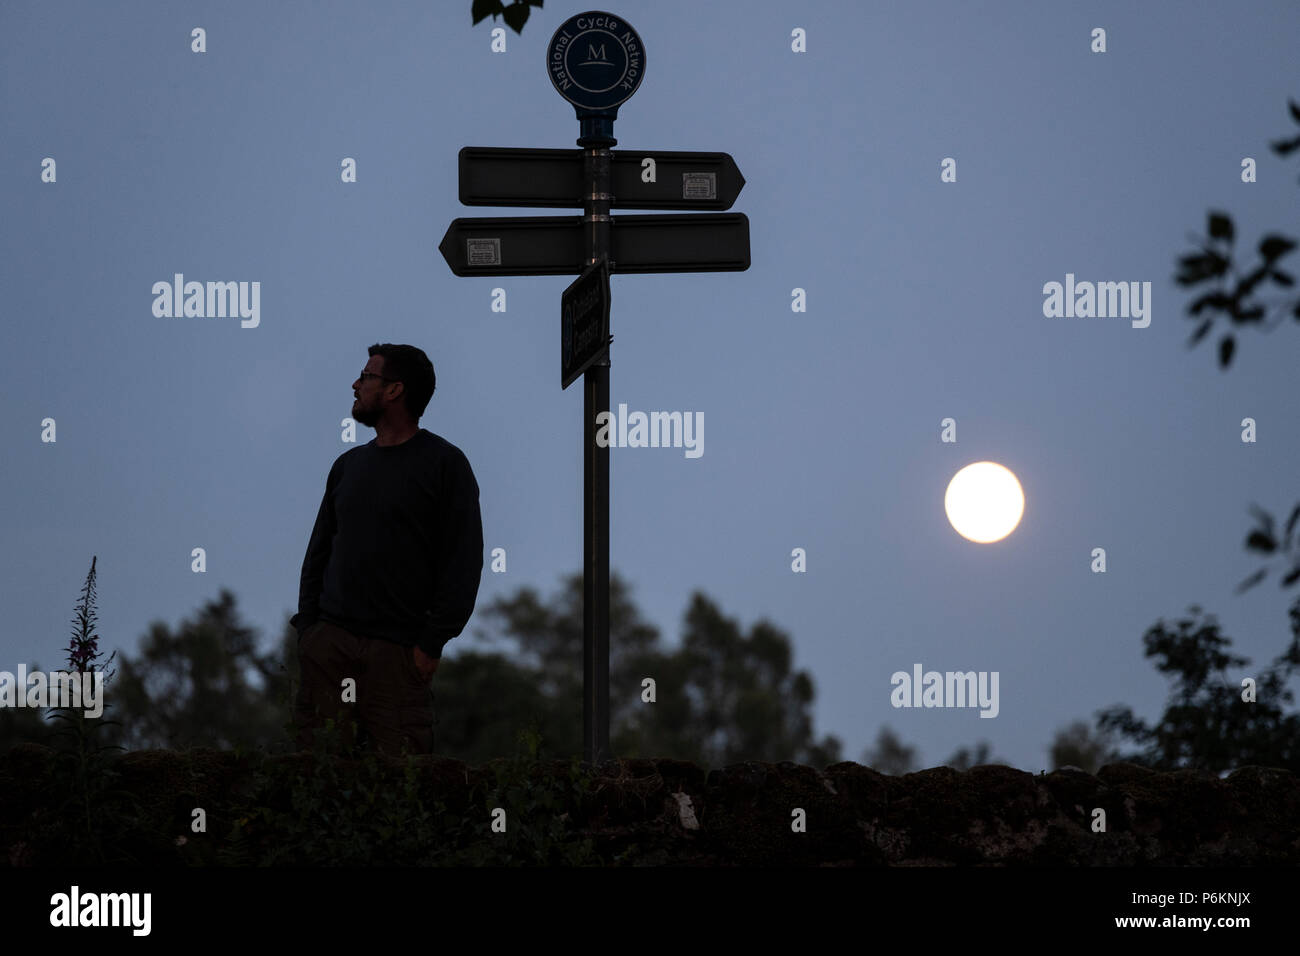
[466, 238, 501, 266]
[682, 172, 716, 200]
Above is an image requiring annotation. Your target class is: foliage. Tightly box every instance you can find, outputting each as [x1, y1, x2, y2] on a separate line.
[1175, 98, 1300, 368]
[471, 0, 543, 34]
[1235, 500, 1300, 592]
[1141, 93, 1300, 775]
[205, 719, 604, 866]
[467, 572, 844, 769]
[210, 717, 439, 865]
[65, 556, 117, 681]
[8, 566, 847, 770]
[1095, 604, 1300, 773]
[104, 589, 292, 753]
[429, 722, 603, 865]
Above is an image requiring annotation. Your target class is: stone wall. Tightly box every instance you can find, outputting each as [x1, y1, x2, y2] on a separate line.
[3, 743, 1295, 865]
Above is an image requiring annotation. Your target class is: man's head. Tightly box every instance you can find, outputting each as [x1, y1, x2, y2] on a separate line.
[351, 343, 436, 428]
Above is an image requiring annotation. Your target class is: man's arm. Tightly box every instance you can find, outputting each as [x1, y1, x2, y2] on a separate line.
[420, 449, 484, 659]
[291, 456, 344, 639]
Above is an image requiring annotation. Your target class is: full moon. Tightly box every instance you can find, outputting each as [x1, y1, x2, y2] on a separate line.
[944, 461, 1025, 543]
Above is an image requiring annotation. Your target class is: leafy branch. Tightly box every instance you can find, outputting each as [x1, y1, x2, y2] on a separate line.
[472, 0, 544, 34]
[1175, 99, 1300, 368]
[1236, 501, 1300, 592]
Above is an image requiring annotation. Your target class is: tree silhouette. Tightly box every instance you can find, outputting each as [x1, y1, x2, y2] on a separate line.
[104, 589, 294, 752]
[671, 592, 843, 769]
[424, 649, 560, 764]
[462, 570, 663, 759]
[1095, 604, 1300, 773]
[1056, 500, 1300, 775]
[467, 572, 844, 768]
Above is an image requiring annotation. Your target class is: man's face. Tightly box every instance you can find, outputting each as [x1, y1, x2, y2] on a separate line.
[351, 356, 393, 427]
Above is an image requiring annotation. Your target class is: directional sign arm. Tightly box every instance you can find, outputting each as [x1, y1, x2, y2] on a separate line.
[611, 214, 750, 272]
[439, 216, 585, 277]
[439, 214, 750, 276]
[611, 152, 745, 210]
[458, 147, 745, 210]
[459, 148, 584, 209]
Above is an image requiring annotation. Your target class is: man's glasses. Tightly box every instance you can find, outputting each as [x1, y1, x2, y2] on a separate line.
[358, 371, 396, 383]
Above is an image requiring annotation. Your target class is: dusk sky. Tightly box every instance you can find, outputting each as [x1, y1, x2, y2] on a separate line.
[4, 0, 1299, 773]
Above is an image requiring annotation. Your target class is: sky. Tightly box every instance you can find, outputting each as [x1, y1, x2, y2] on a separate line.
[3, 0, 1299, 773]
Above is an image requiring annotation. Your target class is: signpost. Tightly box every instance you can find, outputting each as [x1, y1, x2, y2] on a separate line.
[438, 10, 749, 766]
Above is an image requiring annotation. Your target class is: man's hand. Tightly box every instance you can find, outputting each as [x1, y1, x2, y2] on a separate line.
[413, 645, 440, 681]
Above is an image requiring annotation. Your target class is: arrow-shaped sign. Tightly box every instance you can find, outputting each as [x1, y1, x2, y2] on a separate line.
[438, 213, 750, 276]
[458, 148, 746, 210]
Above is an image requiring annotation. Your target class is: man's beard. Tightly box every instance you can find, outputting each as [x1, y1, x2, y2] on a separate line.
[353, 401, 378, 427]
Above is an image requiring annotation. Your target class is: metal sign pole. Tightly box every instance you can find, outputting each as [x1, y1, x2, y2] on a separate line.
[552, 9, 645, 767]
[582, 135, 613, 767]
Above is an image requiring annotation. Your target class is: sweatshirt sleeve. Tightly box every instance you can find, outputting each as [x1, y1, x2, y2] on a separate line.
[291, 455, 344, 638]
[420, 448, 484, 658]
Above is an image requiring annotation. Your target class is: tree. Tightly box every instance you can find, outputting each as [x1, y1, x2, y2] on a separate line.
[104, 589, 294, 752]
[468, 571, 844, 768]
[1066, 481, 1300, 776]
[426, 649, 567, 764]
[1095, 605, 1300, 773]
[464, 570, 663, 759]
[1175, 98, 1300, 369]
[672, 592, 843, 768]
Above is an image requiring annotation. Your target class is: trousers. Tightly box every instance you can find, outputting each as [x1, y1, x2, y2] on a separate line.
[294, 617, 436, 756]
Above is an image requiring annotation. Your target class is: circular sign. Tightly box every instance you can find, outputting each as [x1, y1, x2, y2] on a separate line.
[547, 11, 644, 112]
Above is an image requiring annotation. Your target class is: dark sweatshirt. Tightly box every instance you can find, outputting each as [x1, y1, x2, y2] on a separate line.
[290, 428, 484, 659]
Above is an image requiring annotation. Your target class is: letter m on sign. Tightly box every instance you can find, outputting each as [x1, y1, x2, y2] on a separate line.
[589, 43, 606, 61]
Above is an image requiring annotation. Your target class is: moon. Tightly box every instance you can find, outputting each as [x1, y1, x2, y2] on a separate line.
[944, 461, 1025, 543]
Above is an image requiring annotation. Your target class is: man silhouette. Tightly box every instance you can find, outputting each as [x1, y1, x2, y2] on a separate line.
[291, 343, 484, 756]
